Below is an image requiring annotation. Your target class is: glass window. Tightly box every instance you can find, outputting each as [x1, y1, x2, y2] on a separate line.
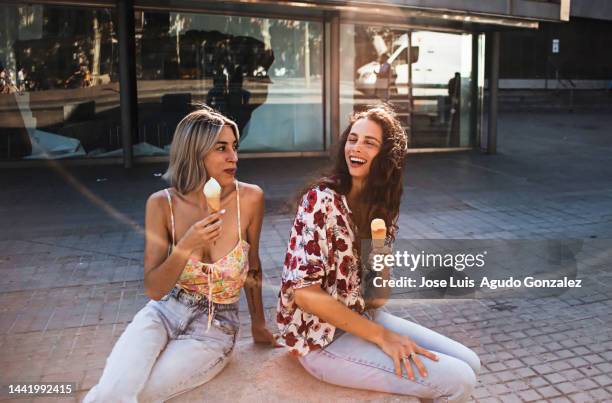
[134, 12, 324, 154]
[0, 4, 120, 160]
[340, 24, 476, 148]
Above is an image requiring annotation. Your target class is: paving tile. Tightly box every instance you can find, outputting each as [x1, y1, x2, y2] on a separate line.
[593, 374, 612, 387]
[556, 382, 580, 395]
[498, 394, 522, 403]
[568, 391, 595, 403]
[538, 385, 562, 399]
[517, 389, 542, 402]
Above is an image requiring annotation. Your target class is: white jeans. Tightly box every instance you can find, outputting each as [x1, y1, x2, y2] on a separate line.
[83, 288, 239, 403]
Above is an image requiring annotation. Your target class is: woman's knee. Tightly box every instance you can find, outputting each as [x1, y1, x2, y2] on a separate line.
[438, 359, 477, 403]
[462, 348, 481, 374]
[373, 311, 481, 375]
[448, 342, 481, 375]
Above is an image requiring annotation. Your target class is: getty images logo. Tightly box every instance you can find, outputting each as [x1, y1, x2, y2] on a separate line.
[371, 250, 488, 272]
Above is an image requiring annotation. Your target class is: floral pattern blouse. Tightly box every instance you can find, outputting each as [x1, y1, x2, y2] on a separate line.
[276, 185, 365, 356]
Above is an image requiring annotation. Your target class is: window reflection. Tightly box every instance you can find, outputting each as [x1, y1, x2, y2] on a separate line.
[341, 25, 474, 148]
[135, 13, 324, 153]
[1, 5, 120, 160]
[0, 6, 324, 160]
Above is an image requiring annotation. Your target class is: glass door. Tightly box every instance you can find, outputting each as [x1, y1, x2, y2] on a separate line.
[340, 24, 475, 149]
[410, 31, 473, 148]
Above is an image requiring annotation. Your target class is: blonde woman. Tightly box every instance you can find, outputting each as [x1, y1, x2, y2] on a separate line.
[85, 107, 277, 402]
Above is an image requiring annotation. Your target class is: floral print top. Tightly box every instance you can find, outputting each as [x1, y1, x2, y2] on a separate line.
[164, 180, 249, 330]
[178, 240, 250, 302]
[276, 184, 365, 356]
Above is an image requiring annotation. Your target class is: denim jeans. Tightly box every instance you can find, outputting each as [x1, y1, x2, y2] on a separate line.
[298, 310, 481, 403]
[83, 287, 239, 403]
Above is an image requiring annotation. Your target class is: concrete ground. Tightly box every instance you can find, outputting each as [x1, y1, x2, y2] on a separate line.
[0, 111, 611, 402]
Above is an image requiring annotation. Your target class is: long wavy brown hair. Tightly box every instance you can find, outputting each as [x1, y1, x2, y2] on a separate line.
[298, 104, 408, 243]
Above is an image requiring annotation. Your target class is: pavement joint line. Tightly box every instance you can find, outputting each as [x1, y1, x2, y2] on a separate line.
[114, 288, 125, 324]
[41, 306, 57, 334]
[20, 238, 142, 262]
[5, 288, 38, 335]
[67, 285, 97, 356]
[0, 279, 146, 295]
[448, 160, 531, 181]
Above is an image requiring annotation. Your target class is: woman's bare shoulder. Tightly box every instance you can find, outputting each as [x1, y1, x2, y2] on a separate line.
[237, 181, 264, 200]
[237, 182, 264, 229]
[146, 189, 171, 213]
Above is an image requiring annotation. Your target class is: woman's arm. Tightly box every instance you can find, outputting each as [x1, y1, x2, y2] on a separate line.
[295, 285, 385, 343]
[294, 285, 438, 379]
[143, 192, 222, 300]
[243, 186, 278, 345]
[243, 188, 266, 324]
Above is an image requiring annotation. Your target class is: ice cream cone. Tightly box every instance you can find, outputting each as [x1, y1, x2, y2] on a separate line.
[203, 177, 221, 212]
[371, 218, 386, 249]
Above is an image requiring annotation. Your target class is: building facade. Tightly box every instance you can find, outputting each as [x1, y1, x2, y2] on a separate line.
[493, 0, 612, 111]
[0, 0, 572, 164]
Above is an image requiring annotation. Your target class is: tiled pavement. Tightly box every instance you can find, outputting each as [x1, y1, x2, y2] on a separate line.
[0, 111, 611, 402]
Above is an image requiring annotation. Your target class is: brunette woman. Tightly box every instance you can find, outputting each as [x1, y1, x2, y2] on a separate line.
[277, 105, 480, 403]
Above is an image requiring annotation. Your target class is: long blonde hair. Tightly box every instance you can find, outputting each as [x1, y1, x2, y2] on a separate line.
[164, 106, 239, 194]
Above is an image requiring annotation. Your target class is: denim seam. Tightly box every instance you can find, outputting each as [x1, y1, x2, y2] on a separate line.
[226, 330, 238, 355]
[157, 352, 229, 402]
[318, 348, 446, 397]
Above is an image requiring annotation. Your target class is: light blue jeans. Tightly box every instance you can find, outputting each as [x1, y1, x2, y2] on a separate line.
[83, 287, 239, 403]
[298, 310, 480, 403]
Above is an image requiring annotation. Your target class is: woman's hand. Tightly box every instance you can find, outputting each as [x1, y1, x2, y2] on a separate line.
[177, 210, 225, 253]
[371, 244, 392, 257]
[376, 328, 439, 379]
[251, 323, 282, 347]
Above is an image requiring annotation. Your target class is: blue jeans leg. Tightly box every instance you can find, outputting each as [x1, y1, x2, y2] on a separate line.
[298, 311, 480, 403]
[372, 310, 481, 374]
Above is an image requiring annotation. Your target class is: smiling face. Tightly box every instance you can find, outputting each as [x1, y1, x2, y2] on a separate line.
[344, 118, 383, 180]
[202, 126, 238, 187]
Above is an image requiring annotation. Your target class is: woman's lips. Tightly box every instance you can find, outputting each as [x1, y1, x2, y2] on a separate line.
[347, 158, 366, 169]
[224, 168, 237, 175]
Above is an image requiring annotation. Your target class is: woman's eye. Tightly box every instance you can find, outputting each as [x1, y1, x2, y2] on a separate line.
[217, 146, 225, 151]
[348, 137, 357, 143]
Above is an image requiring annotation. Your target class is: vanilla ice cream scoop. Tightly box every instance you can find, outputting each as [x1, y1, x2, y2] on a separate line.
[371, 218, 386, 248]
[203, 177, 221, 212]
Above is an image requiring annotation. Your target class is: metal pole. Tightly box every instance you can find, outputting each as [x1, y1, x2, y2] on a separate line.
[470, 34, 479, 147]
[329, 12, 340, 146]
[117, 0, 138, 168]
[407, 31, 413, 147]
[304, 21, 310, 88]
[487, 31, 500, 155]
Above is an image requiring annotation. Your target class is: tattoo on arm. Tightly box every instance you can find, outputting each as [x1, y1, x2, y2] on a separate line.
[246, 266, 262, 317]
